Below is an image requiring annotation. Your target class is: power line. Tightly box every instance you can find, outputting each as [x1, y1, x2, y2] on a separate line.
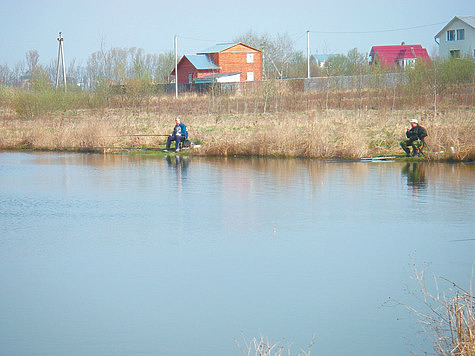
[309, 20, 448, 34]
[290, 32, 307, 45]
[177, 35, 229, 43]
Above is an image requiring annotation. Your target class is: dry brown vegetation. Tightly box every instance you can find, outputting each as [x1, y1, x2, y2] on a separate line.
[0, 83, 473, 160]
[391, 265, 475, 356]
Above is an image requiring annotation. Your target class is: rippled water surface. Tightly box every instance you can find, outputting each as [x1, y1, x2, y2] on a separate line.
[0, 152, 473, 356]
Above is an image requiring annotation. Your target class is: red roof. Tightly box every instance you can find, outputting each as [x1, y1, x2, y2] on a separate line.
[370, 44, 430, 67]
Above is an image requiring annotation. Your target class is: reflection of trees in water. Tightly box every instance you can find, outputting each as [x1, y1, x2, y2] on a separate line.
[168, 157, 472, 200]
[200, 156, 371, 188]
[401, 163, 427, 189]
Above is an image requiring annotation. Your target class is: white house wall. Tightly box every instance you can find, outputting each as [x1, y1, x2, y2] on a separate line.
[436, 18, 475, 59]
[216, 73, 241, 83]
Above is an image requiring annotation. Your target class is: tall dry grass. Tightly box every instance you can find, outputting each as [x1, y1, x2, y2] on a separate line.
[394, 265, 475, 356]
[189, 109, 473, 160]
[0, 85, 473, 160]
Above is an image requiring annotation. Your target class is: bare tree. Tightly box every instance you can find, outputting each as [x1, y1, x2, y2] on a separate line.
[25, 50, 39, 74]
[0, 64, 13, 85]
[154, 51, 175, 83]
[234, 31, 296, 79]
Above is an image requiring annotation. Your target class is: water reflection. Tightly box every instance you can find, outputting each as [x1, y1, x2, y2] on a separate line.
[401, 163, 427, 191]
[166, 155, 189, 183]
[166, 155, 189, 211]
[0, 152, 473, 356]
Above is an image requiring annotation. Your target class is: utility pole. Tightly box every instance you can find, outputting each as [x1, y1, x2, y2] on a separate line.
[174, 35, 178, 98]
[307, 30, 310, 79]
[55, 32, 67, 91]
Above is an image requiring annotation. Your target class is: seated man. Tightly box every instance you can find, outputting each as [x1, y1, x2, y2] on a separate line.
[400, 118, 427, 157]
[165, 117, 188, 152]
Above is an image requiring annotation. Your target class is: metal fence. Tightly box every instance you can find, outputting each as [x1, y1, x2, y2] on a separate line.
[111, 73, 409, 95]
[304, 72, 408, 92]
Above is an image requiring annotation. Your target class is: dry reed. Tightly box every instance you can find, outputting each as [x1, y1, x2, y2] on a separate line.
[235, 333, 315, 356]
[0, 88, 473, 160]
[389, 265, 475, 356]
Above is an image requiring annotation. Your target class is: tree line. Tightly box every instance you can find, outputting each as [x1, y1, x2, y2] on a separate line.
[0, 31, 473, 91]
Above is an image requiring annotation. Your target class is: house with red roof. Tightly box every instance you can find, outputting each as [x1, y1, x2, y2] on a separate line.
[369, 43, 430, 69]
[171, 42, 262, 84]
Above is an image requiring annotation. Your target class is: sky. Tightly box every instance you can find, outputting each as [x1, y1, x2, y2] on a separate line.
[0, 0, 474, 68]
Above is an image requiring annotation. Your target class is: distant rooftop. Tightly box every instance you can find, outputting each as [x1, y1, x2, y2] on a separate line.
[370, 44, 430, 66]
[185, 54, 220, 70]
[435, 16, 475, 38]
[199, 43, 240, 54]
[459, 15, 475, 28]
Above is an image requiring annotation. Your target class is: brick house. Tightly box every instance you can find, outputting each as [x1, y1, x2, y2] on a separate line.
[369, 43, 430, 69]
[171, 42, 262, 84]
[435, 16, 475, 59]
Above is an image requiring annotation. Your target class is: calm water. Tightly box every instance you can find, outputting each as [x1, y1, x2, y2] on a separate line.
[0, 152, 473, 356]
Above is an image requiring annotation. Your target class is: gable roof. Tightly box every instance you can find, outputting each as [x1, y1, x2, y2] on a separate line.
[370, 44, 430, 66]
[200, 43, 239, 53]
[170, 54, 219, 75]
[435, 16, 475, 38]
[199, 42, 261, 54]
[184, 54, 220, 70]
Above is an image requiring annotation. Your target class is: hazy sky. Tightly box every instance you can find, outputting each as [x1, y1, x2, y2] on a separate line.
[1, 0, 474, 67]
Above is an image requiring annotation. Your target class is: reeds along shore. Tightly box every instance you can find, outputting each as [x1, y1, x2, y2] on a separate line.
[0, 84, 473, 161]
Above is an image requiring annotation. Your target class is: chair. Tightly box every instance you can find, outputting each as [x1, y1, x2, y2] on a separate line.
[413, 139, 425, 157]
[179, 138, 191, 149]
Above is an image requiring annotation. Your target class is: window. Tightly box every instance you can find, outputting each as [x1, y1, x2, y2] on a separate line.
[246, 72, 254, 81]
[404, 58, 416, 69]
[449, 50, 461, 58]
[456, 29, 465, 40]
[247, 53, 254, 63]
[188, 73, 193, 83]
[447, 30, 455, 41]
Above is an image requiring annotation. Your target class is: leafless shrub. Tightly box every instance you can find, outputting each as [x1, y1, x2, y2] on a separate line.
[388, 265, 474, 355]
[235, 332, 316, 356]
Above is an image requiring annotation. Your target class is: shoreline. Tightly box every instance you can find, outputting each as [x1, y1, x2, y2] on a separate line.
[1, 147, 471, 164]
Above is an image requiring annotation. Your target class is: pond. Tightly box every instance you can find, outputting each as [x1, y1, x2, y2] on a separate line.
[0, 152, 473, 356]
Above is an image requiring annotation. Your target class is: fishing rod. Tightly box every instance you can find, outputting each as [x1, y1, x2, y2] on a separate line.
[117, 134, 170, 137]
[56, 145, 168, 152]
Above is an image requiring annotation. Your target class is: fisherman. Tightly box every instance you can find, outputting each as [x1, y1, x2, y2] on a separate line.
[400, 118, 427, 157]
[164, 116, 188, 152]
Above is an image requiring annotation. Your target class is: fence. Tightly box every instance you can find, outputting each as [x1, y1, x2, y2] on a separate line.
[109, 73, 409, 96]
[160, 73, 408, 94]
[304, 72, 408, 92]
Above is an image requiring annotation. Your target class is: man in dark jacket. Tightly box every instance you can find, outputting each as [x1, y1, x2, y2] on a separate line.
[400, 119, 427, 157]
[164, 117, 188, 152]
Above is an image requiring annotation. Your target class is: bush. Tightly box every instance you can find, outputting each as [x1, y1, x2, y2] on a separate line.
[407, 57, 475, 95]
[12, 88, 105, 119]
[0, 85, 15, 107]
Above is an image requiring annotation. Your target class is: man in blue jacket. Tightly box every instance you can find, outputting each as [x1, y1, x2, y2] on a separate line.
[400, 119, 427, 157]
[165, 117, 188, 152]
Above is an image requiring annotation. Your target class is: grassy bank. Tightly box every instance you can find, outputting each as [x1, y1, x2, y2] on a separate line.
[0, 86, 473, 160]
